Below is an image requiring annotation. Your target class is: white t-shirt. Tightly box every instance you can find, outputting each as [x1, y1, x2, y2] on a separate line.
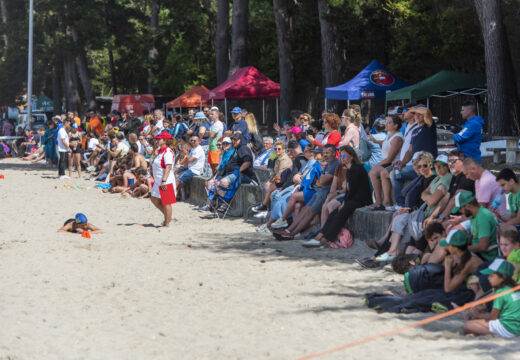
[188, 145, 205, 175]
[116, 141, 130, 157]
[88, 138, 99, 151]
[154, 119, 164, 136]
[382, 132, 403, 163]
[152, 147, 175, 186]
[57, 127, 69, 152]
[211, 121, 224, 138]
[400, 122, 418, 164]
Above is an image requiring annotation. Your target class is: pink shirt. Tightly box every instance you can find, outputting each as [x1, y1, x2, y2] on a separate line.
[475, 170, 507, 218]
[339, 124, 360, 148]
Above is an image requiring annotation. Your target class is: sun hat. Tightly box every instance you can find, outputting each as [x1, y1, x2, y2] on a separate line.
[480, 258, 515, 277]
[194, 111, 207, 120]
[222, 137, 232, 144]
[451, 191, 475, 214]
[154, 132, 172, 140]
[434, 154, 449, 166]
[440, 229, 468, 247]
[231, 107, 242, 114]
[75, 213, 88, 224]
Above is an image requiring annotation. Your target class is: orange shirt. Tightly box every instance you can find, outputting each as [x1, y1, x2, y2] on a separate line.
[74, 116, 81, 127]
[89, 117, 103, 135]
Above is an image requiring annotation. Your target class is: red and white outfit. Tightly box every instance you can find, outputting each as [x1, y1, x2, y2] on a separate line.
[151, 147, 176, 198]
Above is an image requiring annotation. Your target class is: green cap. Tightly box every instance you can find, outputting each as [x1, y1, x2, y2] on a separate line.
[434, 154, 449, 166]
[439, 229, 469, 247]
[507, 248, 520, 264]
[481, 258, 515, 277]
[451, 190, 475, 214]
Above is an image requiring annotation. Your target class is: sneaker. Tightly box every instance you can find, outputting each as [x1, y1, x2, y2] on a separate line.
[271, 219, 288, 229]
[256, 224, 270, 233]
[254, 211, 269, 219]
[293, 233, 304, 240]
[273, 230, 293, 241]
[383, 264, 394, 272]
[375, 252, 396, 262]
[302, 239, 321, 248]
[86, 166, 96, 172]
[252, 204, 267, 212]
[59, 175, 71, 180]
[197, 204, 211, 212]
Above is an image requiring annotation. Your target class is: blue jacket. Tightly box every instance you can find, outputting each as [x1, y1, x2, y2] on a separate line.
[453, 116, 484, 163]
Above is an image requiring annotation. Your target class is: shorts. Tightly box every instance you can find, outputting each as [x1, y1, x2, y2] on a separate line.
[177, 169, 197, 184]
[489, 319, 516, 339]
[71, 146, 82, 154]
[391, 213, 410, 235]
[307, 188, 329, 213]
[208, 150, 220, 165]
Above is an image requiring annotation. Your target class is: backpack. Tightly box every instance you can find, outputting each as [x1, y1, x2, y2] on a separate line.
[251, 133, 263, 152]
[359, 137, 372, 162]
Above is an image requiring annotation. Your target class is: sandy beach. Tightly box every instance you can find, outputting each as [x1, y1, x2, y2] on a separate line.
[0, 158, 518, 359]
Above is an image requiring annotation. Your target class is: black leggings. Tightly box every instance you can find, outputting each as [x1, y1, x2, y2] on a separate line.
[321, 199, 364, 241]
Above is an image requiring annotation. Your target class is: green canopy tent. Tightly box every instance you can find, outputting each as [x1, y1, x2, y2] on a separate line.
[35, 94, 54, 112]
[385, 70, 487, 109]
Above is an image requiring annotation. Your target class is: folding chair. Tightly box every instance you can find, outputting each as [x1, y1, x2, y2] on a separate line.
[207, 169, 241, 219]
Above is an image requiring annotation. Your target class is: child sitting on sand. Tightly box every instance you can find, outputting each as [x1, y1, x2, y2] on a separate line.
[463, 258, 520, 338]
[58, 213, 101, 234]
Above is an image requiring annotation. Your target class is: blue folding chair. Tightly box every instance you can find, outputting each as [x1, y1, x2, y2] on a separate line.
[208, 169, 241, 219]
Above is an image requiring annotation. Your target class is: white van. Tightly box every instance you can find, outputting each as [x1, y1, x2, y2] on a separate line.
[16, 112, 48, 131]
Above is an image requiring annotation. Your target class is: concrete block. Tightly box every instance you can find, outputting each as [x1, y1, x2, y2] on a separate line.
[346, 207, 393, 242]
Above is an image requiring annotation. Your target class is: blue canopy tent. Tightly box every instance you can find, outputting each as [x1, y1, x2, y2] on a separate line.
[325, 60, 409, 107]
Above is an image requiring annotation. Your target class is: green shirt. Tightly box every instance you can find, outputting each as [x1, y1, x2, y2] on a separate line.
[508, 190, 520, 215]
[470, 206, 498, 261]
[425, 174, 453, 217]
[493, 286, 520, 335]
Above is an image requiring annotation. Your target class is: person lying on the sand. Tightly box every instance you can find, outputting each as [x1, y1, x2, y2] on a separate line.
[58, 213, 102, 234]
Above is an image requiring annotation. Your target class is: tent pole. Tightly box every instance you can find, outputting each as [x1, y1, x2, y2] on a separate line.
[347, 99, 350, 107]
[262, 99, 265, 124]
[276, 98, 279, 127]
[200, 100, 202, 111]
[212, 99, 214, 107]
[224, 98, 228, 124]
[324, 98, 327, 111]
[427, 97, 430, 108]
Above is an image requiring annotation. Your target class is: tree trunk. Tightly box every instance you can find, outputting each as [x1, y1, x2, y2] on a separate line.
[474, 0, 520, 135]
[63, 51, 81, 112]
[69, 27, 96, 110]
[102, 0, 118, 95]
[148, 0, 160, 94]
[317, 0, 344, 111]
[273, 0, 293, 122]
[52, 62, 62, 115]
[215, 0, 230, 84]
[228, 0, 249, 76]
[0, 0, 7, 49]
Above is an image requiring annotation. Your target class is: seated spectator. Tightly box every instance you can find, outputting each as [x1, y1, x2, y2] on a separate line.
[310, 119, 327, 144]
[295, 131, 310, 152]
[171, 114, 189, 139]
[252, 141, 292, 213]
[495, 168, 520, 226]
[453, 191, 499, 261]
[299, 113, 312, 131]
[370, 152, 436, 262]
[302, 146, 372, 247]
[463, 258, 519, 338]
[338, 108, 361, 148]
[306, 113, 341, 148]
[176, 135, 205, 199]
[253, 137, 274, 167]
[422, 154, 454, 218]
[368, 114, 403, 210]
[320, 148, 348, 228]
[220, 133, 256, 186]
[363, 117, 386, 169]
[272, 144, 339, 239]
[273, 120, 293, 143]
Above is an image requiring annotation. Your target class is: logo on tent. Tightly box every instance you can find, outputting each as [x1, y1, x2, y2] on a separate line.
[361, 91, 375, 99]
[370, 70, 394, 86]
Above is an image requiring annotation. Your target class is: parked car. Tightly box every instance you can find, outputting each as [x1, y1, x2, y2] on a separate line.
[437, 128, 456, 154]
[16, 112, 48, 132]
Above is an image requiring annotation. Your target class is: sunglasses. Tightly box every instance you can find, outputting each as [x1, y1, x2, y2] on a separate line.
[417, 164, 430, 169]
[275, 147, 283, 150]
[217, 143, 222, 147]
[448, 158, 459, 164]
[339, 154, 350, 159]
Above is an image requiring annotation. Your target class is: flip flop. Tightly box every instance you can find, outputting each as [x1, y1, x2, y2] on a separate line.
[370, 205, 386, 211]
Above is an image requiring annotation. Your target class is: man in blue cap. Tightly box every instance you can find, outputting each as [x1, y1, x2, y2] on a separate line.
[228, 107, 250, 143]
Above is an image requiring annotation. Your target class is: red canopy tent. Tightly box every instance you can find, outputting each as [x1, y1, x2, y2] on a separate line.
[166, 85, 210, 110]
[201, 66, 280, 123]
[111, 94, 155, 116]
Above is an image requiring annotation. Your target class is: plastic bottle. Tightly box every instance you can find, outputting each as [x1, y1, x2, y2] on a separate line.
[491, 190, 505, 211]
[394, 165, 402, 180]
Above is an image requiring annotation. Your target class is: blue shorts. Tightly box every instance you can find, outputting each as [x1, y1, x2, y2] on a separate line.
[178, 169, 197, 184]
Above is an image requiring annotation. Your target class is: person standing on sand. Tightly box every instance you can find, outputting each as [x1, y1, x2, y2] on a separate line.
[57, 119, 72, 180]
[150, 132, 176, 227]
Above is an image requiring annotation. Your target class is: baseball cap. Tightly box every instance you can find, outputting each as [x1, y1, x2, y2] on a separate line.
[232, 133, 241, 140]
[154, 132, 172, 140]
[194, 111, 207, 120]
[440, 229, 468, 247]
[434, 154, 449, 165]
[210, 106, 219, 112]
[388, 106, 404, 115]
[222, 137, 232, 144]
[231, 107, 242, 114]
[412, 152, 422, 163]
[75, 213, 88, 224]
[481, 258, 515, 277]
[72, 123, 79, 129]
[290, 126, 303, 135]
[451, 191, 475, 214]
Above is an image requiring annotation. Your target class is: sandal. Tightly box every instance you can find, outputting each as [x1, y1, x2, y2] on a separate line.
[370, 205, 386, 211]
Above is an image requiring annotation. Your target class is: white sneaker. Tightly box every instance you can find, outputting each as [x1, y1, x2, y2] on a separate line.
[59, 175, 71, 180]
[302, 239, 321, 248]
[271, 219, 288, 229]
[256, 224, 270, 233]
[254, 211, 269, 219]
[293, 233, 304, 240]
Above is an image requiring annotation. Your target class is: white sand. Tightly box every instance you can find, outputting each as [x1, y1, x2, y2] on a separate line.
[0, 158, 518, 359]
